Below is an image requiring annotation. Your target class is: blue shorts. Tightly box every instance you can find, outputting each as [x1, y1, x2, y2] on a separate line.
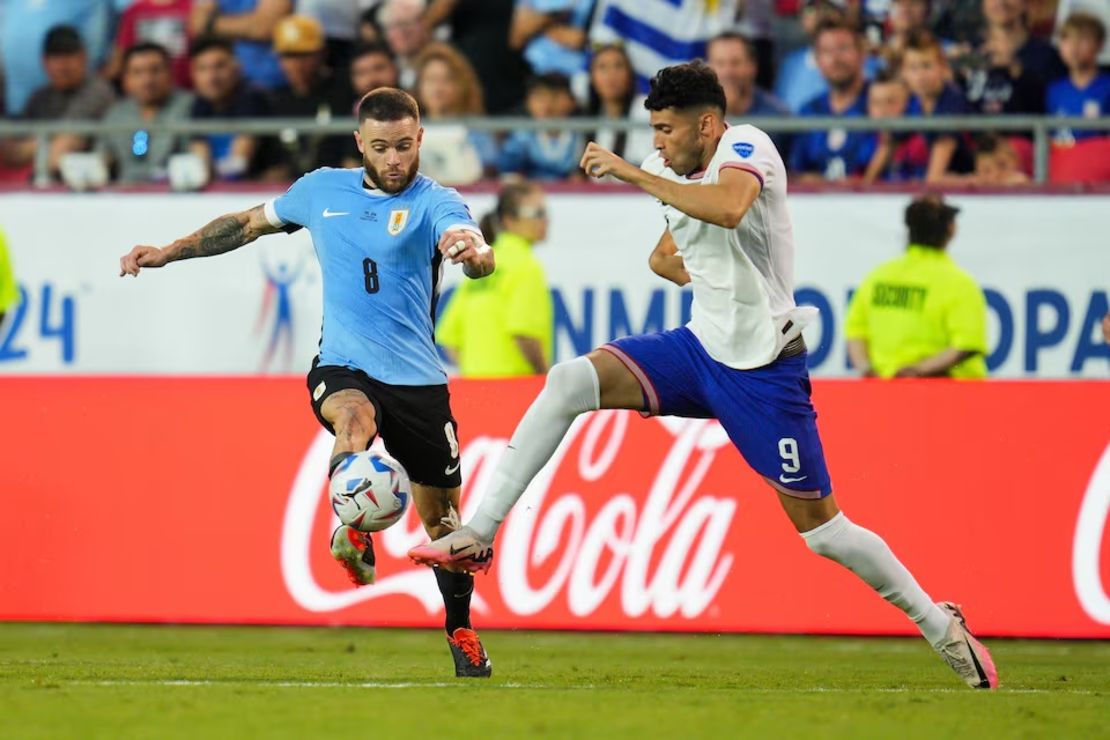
[603, 327, 832, 497]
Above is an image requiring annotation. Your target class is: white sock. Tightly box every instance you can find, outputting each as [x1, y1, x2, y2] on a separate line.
[801, 512, 951, 646]
[468, 357, 601, 541]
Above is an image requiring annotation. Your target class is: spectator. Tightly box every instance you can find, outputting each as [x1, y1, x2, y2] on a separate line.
[845, 195, 988, 379]
[266, 14, 351, 177]
[1047, 13, 1110, 144]
[411, 42, 498, 182]
[190, 0, 291, 89]
[862, 69, 914, 183]
[959, 0, 1065, 114]
[900, 31, 975, 182]
[5, 26, 115, 179]
[1056, 0, 1110, 66]
[349, 41, 401, 100]
[775, 0, 879, 112]
[422, 0, 527, 114]
[0, 227, 19, 327]
[706, 32, 791, 117]
[972, 132, 1030, 184]
[509, 0, 594, 95]
[790, 20, 877, 181]
[499, 73, 584, 181]
[437, 182, 554, 377]
[106, 0, 194, 89]
[379, 0, 430, 89]
[1, 0, 114, 116]
[585, 43, 654, 167]
[880, 0, 949, 66]
[97, 43, 194, 184]
[982, 0, 1065, 87]
[188, 36, 270, 180]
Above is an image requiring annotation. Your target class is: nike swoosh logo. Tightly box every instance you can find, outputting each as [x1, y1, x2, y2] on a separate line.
[964, 637, 989, 687]
[779, 474, 808, 484]
[444, 462, 461, 475]
[449, 544, 472, 556]
[322, 208, 349, 218]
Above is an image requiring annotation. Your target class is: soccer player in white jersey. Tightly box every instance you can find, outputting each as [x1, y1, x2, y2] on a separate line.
[410, 62, 998, 689]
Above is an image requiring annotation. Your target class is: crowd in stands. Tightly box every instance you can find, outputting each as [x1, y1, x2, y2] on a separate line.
[0, 0, 1107, 187]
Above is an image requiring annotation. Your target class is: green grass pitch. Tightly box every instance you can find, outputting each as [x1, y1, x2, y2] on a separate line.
[1, 623, 1107, 739]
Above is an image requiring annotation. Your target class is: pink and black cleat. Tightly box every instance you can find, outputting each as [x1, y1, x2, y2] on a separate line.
[408, 526, 494, 575]
[934, 601, 999, 689]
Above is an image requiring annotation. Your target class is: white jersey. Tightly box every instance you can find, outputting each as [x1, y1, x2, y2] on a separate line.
[642, 124, 814, 369]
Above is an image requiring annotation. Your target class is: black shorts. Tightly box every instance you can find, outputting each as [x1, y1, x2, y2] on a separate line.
[307, 358, 462, 488]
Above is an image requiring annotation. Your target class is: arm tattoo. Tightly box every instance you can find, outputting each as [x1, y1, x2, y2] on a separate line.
[174, 214, 250, 260]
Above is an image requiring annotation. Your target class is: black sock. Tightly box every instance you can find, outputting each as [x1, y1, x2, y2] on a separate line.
[433, 568, 473, 634]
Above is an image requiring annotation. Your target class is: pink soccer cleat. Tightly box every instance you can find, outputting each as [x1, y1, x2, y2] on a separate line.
[408, 526, 494, 575]
[934, 601, 999, 689]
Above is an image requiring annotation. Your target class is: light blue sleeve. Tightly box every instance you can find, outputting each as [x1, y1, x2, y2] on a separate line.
[429, 187, 479, 244]
[269, 171, 317, 227]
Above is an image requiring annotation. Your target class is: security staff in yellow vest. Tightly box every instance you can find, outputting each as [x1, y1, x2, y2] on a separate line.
[437, 182, 554, 377]
[845, 195, 988, 379]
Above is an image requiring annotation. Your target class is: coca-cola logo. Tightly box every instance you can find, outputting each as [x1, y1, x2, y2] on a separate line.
[280, 411, 736, 621]
[1073, 443, 1110, 625]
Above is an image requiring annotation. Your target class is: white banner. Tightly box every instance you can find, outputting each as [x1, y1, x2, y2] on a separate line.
[0, 192, 1106, 377]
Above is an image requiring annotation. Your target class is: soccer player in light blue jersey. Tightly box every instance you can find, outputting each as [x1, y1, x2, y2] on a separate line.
[120, 88, 497, 677]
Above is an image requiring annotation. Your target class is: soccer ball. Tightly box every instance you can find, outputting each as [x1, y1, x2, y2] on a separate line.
[329, 452, 411, 532]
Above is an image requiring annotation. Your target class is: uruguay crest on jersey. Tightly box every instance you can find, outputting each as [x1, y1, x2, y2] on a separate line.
[388, 209, 410, 235]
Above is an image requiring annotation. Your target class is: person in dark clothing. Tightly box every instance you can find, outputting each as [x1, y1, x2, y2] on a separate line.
[421, 0, 529, 113]
[265, 14, 351, 177]
[188, 36, 271, 180]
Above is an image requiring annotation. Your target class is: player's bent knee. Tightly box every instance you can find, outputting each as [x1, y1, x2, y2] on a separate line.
[331, 401, 377, 446]
[541, 356, 600, 414]
[544, 359, 579, 393]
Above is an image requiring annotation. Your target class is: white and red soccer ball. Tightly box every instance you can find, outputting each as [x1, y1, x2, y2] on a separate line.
[329, 452, 410, 532]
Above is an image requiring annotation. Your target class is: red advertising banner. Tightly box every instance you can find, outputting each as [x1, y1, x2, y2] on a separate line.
[0, 377, 1108, 638]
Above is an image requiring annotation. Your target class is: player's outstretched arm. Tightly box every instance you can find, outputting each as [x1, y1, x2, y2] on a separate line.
[119, 204, 281, 277]
[648, 229, 690, 286]
[580, 142, 759, 229]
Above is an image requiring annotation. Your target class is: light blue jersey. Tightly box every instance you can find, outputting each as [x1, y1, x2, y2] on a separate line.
[265, 167, 478, 386]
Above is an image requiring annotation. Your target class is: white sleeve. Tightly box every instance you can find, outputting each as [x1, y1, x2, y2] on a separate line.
[263, 199, 286, 228]
[716, 125, 778, 191]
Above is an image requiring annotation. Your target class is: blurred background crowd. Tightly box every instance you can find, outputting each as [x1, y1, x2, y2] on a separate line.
[1, 0, 1108, 188]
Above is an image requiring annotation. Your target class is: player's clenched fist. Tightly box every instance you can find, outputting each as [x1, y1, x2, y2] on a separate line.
[119, 245, 168, 277]
[437, 228, 484, 265]
[580, 142, 635, 182]
[438, 227, 494, 278]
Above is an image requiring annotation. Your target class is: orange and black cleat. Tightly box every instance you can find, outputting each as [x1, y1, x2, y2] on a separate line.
[447, 627, 492, 678]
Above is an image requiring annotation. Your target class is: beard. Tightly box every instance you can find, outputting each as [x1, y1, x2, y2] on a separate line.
[363, 153, 420, 193]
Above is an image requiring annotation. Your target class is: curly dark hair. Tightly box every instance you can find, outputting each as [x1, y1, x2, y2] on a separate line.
[643, 61, 726, 114]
